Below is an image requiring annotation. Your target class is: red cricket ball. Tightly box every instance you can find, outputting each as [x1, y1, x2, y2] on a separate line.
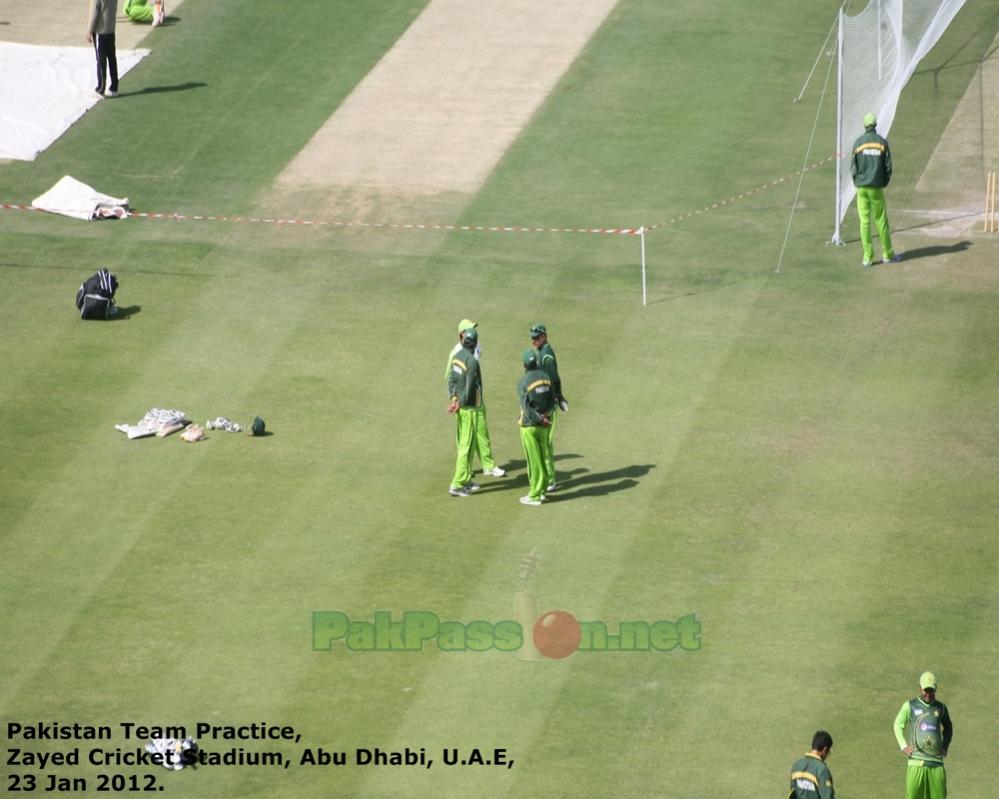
[533, 610, 581, 659]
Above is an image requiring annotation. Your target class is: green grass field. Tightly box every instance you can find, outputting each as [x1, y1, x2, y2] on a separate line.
[2, 1, 997, 796]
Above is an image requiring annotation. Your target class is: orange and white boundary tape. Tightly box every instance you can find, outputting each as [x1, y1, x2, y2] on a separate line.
[3, 154, 837, 305]
[1, 155, 835, 236]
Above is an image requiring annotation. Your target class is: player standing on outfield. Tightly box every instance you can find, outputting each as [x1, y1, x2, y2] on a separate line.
[446, 320, 505, 478]
[529, 324, 566, 492]
[517, 351, 555, 506]
[447, 327, 483, 498]
[86, 0, 119, 97]
[851, 112, 901, 267]
[894, 672, 953, 799]
[788, 730, 835, 799]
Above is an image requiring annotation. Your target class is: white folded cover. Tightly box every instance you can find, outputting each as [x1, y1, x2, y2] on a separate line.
[0, 42, 148, 161]
[33, 176, 129, 221]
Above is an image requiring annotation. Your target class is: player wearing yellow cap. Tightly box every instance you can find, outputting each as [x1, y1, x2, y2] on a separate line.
[851, 112, 901, 267]
[893, 671, 953, 799]
[445, 319, 505, 481]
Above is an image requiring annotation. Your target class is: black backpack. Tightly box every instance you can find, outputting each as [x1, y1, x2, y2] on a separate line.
[75, 268, 118, 319]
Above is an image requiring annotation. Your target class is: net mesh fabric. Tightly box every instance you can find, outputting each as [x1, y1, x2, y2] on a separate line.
[836, 0, 967, 229]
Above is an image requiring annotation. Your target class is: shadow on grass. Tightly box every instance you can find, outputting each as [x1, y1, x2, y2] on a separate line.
[115, 81, 206, 98]
[474, 459, 655, 501]
[547, 463, 656, 501]
[109, 304, 142, 320]
[894, 241, 972, 262]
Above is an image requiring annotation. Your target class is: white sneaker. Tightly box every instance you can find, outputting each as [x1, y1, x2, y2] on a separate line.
[546, 482, 557, 492]
[519, 496, 542, 506]
[484, 467, 506, 477]
[105, 90, 118, 98]
[449, 486, 471, 498]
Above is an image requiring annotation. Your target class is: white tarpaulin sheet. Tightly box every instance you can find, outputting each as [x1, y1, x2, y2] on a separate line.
[0, 42, 149, 161]
[33, 176, 129, 221]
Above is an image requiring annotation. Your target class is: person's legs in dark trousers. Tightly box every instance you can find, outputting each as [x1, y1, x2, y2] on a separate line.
[94, 33, 119, 95]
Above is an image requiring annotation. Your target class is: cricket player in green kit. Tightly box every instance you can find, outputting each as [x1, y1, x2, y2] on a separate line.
[445, 320, 505, 478]
[446, 327, 483, 498]
[517, 350, 555, 506]
[852, 112, 901, 267]
[529, 324, 566, 491]
[788, 730, 835, 799]
[894, 672, 953, 799]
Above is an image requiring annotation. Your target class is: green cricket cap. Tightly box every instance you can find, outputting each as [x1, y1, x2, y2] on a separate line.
[250, 416, 265, 436]
[529, 323, 546, 338]
[458, 318, 477, 333]
[863, 112, 877, 128]
[522, 349, 538, 367]
[919, 671, 937, 690]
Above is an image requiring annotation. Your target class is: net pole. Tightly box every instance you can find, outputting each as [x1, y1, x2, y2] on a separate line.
[877, 0, 883, 79]
[639, 227, 647, 307]
[832, 7, 845, 245]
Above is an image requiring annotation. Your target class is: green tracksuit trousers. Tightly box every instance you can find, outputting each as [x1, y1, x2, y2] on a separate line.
[543, 408, 557, 483]
[520, 426, 552, 501]
[856, 186, 895, 264]
[906, 762, 946, 799]
[451, 407, 478, 489]
[470, 405, 498, 472]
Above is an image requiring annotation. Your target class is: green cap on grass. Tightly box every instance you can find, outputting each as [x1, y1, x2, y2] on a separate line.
[251, 416, 265, 436]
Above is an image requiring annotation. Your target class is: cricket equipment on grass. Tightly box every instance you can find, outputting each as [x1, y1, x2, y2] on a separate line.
[250, 416, 266, 436]
[206, 417, 242, 433]
[145, 737, 197, 770]
[75, 268, 118, 319]
[181, 424, 205, 442]
[156, 422, 185, 438]
[115, 408, 186, 439]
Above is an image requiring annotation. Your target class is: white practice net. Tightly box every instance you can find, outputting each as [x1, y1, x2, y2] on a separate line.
[834, 0, 967, 241]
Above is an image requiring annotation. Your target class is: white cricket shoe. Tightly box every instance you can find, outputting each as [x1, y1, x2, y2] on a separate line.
[484, 467, 506, 477]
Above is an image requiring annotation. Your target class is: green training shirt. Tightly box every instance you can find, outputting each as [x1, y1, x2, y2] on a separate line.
[534, 342, 563, 401]
[851, 128, 892, 189]
[894, 697, 952, 765]
[789, 753, 835, 799]
[518, 369, 554, 427]
[447, 346, 481, 408]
